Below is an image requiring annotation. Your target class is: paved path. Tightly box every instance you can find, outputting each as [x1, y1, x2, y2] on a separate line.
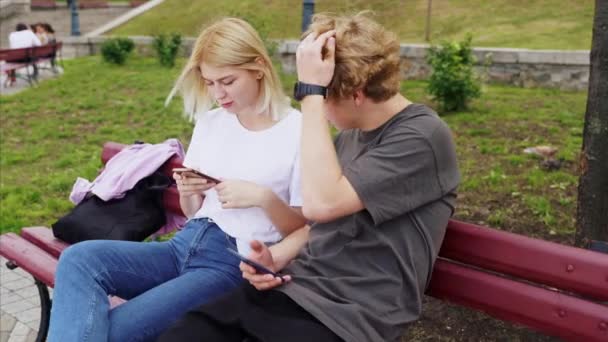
[0, 256, 52, 342]
[0, 65, 64, 96]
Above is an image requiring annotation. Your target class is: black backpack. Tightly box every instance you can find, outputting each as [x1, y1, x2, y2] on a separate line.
[52, 171, 171, 243]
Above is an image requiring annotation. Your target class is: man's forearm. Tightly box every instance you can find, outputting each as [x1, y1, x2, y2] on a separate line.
[300, 96, 343, 208]
[269, 225, 310, 270]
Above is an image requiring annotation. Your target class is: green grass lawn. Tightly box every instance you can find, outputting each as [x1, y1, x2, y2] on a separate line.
[0, 56, 586, 246]
[111, 0, 594, 50]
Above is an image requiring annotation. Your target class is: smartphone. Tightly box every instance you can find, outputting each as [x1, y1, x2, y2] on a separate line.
[226, 248, 279, 277]
[172, 167, 221, 184]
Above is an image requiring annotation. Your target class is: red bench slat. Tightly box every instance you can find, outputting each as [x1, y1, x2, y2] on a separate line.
[129, 0, 147, 7]
[2, 231, 127, 309]
[79, 0, 109, 9]
[31, 45, 56, 59]
[428, 259, 608, 342]
[163, 187, 182, 215]
[20, 227, 69, 259]
[31, 0, 57, 8]
[0, 233, 57, 287]
[440, 220, 608, 301]
[0, 47, 31, 62]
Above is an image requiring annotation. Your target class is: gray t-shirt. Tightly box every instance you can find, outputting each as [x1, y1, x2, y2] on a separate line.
[278, 104, 460, 342]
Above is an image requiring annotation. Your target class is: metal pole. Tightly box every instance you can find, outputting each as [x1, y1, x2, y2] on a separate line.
[302, 0, 315, 33]
[425, 0, 432, 42]
[70, 0, 81, 36]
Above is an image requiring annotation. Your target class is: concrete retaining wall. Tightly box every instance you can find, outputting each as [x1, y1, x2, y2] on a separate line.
[0, 0, 30, 19]
[60, 36, 590, 91]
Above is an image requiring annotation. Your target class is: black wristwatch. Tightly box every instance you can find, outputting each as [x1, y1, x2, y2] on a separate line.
[293, 81, 328, 101]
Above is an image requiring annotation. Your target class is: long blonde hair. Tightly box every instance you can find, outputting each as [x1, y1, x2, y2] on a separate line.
[167, 18, 289, 121]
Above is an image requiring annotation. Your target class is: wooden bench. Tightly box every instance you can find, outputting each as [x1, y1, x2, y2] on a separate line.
[0, 43, 63, 87]
[79, 0, 109, 9]
[31, 42, 63, 74]
[0, 47, 36, 87]
[30, 0, 57, 9]
[1, 142, 607, 341]
[130, 0, 148, 7]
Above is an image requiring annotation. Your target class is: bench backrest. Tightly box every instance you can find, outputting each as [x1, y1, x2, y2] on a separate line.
[31, 44, 59, 58]
[79, 0, 109, 9]
[0, 43, 62, 63]
[31, 0, 57, 9]
[429, 222, 608, 341]
[0, 47, 31, 62]
[438, 220, 608, 301]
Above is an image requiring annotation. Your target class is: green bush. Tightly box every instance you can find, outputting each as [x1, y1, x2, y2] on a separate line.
[427, 35, 481, 112]
[152, 33, 182, 68]
[100, 37, 135, 65]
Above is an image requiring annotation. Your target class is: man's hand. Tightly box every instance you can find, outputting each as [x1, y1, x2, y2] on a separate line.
[296, 30, 336, 86]
[240, 240, 291, 290]
[173, 173, 215, 198]
[215, 180, 269, 209]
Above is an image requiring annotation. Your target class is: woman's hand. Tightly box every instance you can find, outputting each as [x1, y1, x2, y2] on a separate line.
[173, 173, 216, 198]
[215, 180, 269, 209]
[296, 30, 336, 86]
[240, 240, 291, 290]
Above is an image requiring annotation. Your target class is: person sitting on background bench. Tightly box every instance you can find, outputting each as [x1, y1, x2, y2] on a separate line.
[33, 22, 56, 45]
[47, 17, 307, 342]
[8, 23, 41, 49]
[4, 23, 41, 87]
[43, 23, 57, 44]
[158, 12, 460, 342]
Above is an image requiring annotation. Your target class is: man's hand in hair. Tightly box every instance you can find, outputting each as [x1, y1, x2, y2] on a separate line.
[296, 30, 336, 86]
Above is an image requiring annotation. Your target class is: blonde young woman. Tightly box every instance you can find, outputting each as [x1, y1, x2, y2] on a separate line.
[48, 18, 306, 342]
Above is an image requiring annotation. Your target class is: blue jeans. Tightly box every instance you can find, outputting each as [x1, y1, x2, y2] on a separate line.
[47, 218, 244, 342]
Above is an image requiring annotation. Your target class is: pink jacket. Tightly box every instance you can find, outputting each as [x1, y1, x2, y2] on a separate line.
[69, 138, 187, 234]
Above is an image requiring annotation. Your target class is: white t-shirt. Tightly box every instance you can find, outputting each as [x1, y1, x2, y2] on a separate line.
[9, 30, 42, 49]
[183, 107, 302, 254]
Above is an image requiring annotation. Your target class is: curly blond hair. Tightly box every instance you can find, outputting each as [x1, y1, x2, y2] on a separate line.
[304, 12, 401, 102]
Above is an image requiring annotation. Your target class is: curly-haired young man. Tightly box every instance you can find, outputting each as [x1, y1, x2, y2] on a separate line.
[158, 13, 460, 342]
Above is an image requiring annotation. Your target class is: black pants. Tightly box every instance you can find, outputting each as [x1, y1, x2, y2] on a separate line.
[157, 284, 343, 342]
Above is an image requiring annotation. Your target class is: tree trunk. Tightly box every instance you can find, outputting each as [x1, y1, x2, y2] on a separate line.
[575, 0, 608, 246]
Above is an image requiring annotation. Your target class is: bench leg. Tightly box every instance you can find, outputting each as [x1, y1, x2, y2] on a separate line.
[31, 64, 39, 84]
[34, 279, 51, 342]
[4, 261, 51, 342]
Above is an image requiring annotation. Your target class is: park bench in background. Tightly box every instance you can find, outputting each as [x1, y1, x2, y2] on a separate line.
[79, 0, 109, 9]
[30, 0, 57, 9]
[130, 0, 148, 7]
[0, 43, 63, 88]
[0, 47, 36, 86]
[31, 42, 63, 74]
[0, 142, 607, 341]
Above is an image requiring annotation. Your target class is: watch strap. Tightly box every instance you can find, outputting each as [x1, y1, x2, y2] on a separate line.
[294, 82, 328, 101]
